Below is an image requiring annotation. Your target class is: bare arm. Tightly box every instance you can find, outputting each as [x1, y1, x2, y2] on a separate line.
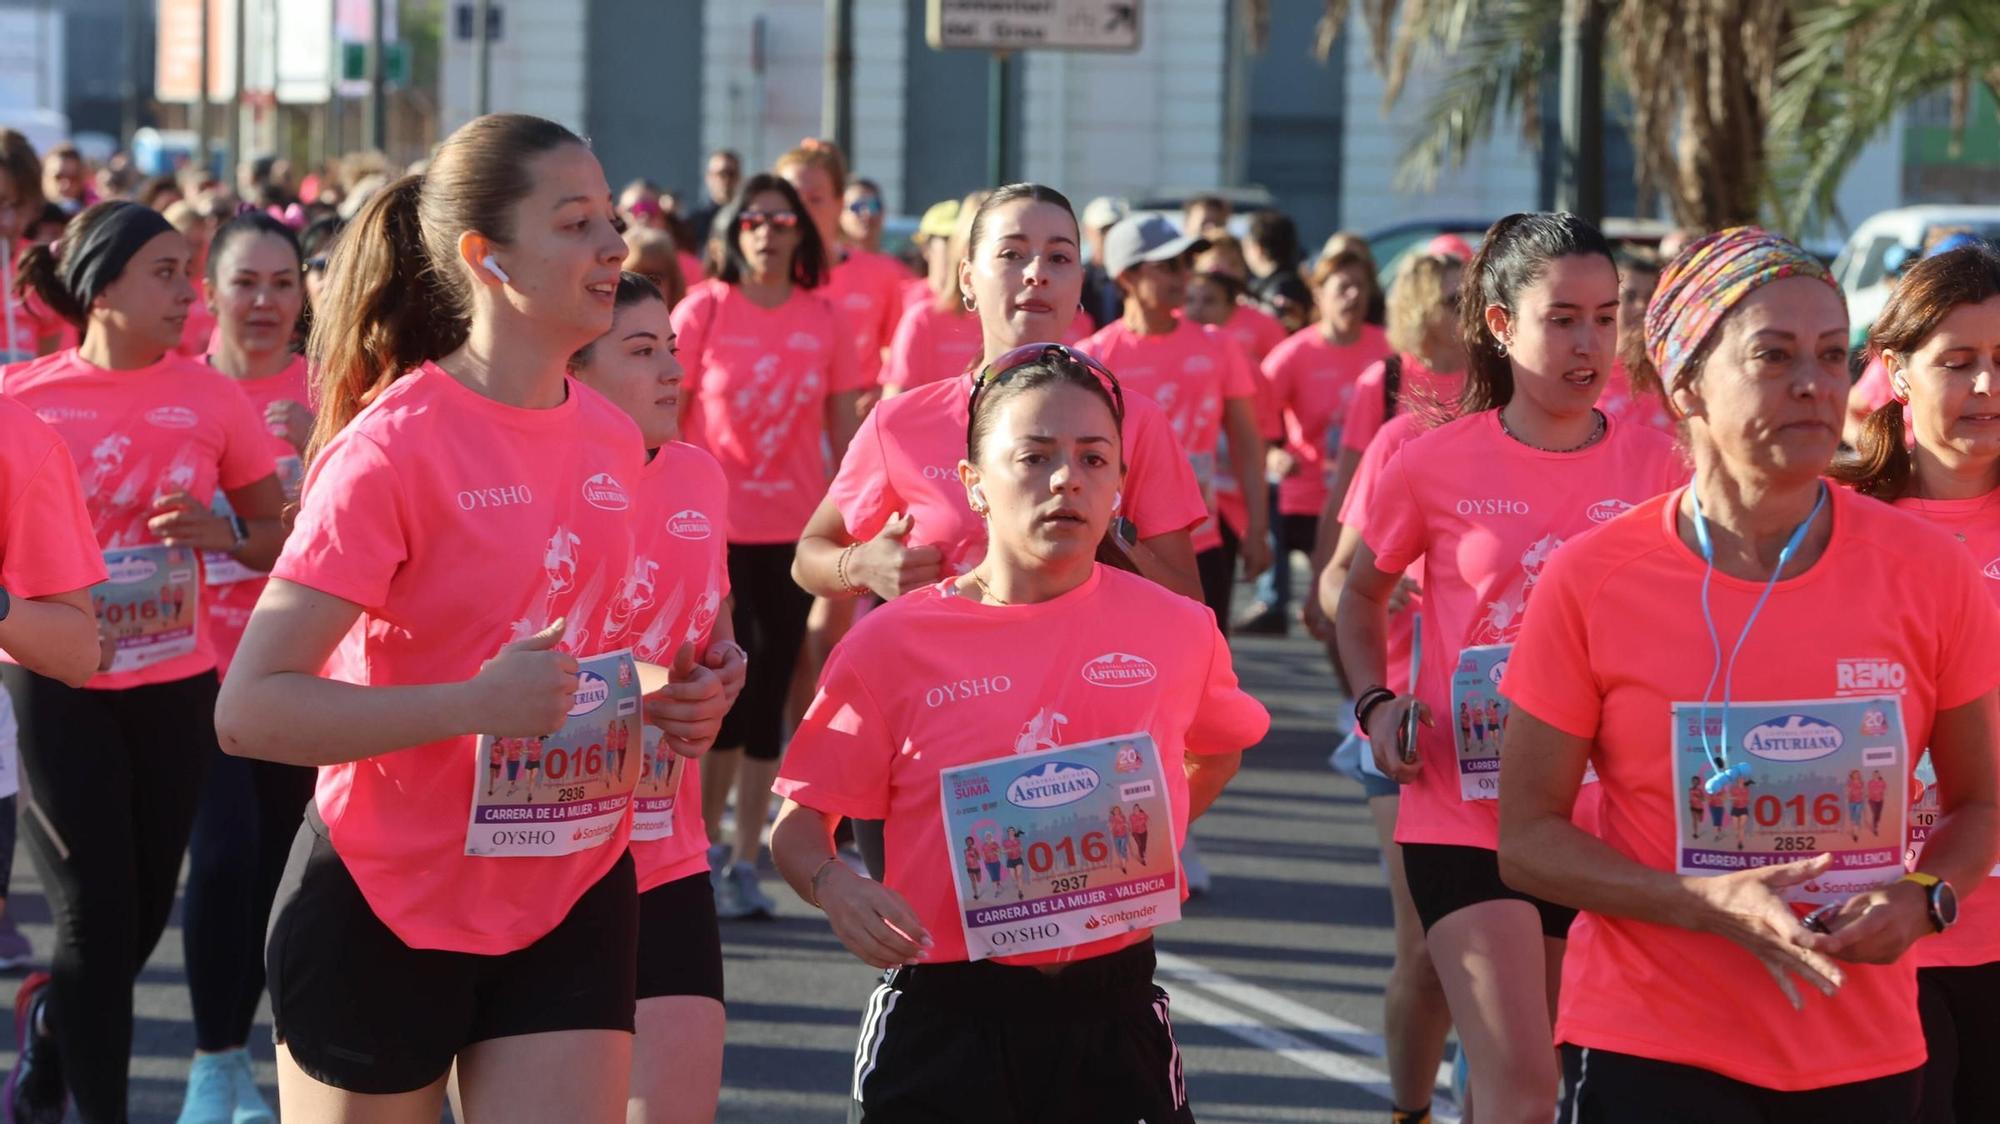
[0, 587, 99, 687]
[1319, 447, 1364, 562]
[772, 798, 929, 969]
[215, 579, 579, 766]
[1224, 397, 1270, 579]
[1497, 706, 1844, 1008]
[1185, 750, 1242, 821]
[148, 474, 288, 573]
[1127, 528, 1201, 602]
[1332, 542, 1428, 780]
[792, 497, 944, 601]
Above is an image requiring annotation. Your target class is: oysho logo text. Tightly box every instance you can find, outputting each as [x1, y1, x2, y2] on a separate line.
[925, 674, 1013, 709]
[988, 921, 1062, 948]
[1456, 498, 1531, 516]
[458, 484, 534, 510]
[491, 829, 556, 846]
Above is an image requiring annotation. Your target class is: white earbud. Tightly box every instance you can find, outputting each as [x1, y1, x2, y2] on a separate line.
[970, 485, 988, 509]
[481, 254, 511, 284]
[1113, 490, 1123, 512]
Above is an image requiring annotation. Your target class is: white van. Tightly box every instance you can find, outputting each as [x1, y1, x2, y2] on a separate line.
[1833, 205, 2000, 340]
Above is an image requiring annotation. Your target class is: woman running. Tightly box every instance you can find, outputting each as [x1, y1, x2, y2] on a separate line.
[1830, 243, 2000, 1124]
[1847, 769, 1867, 841]
[1132, 803, 1152, 864]
[1110, 805, 1131, 873]
[770, 346, 1267, 1121]
[776, 142, 906, 394]
[0, 199, 286, 1123]
[568, 268, 745, 1124]
[1499, 226, 2000, 1123]
[674, 171, 864, 920]
[881, 192, 990, 397]
[175, 210, 319, 1124]
[1084, 213, 1272, 627]
[1687, 775, 1706, 841]
[794, 184, 1206, 604]
[1334, 213, 1684, 1120]
[216, 113, 722, 1119]
[1002, 827, 1027, 900]
[964, 835, 983, 899]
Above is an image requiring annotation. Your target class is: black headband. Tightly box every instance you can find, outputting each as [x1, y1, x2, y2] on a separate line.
[56, 203, 176, 311]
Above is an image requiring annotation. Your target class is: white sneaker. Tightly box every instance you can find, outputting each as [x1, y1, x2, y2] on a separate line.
[1181, 837, 1213, 896]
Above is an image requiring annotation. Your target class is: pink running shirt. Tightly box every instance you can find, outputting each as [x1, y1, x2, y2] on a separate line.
[621, 442, 732, 892]
[672, 278, 865, 544]
[825, 372, 1207, 580]
[273, 364, 645, 953]
[774, 565, 1268, 965]
[1595, 362, 1677, 436]
[1264, 324, 1393, 517]
[203, 355, 312, 673]
[1, 349, 276, 689]
[1364, 410, 1685, 848]
[1336, 411, 1426, 701]
[823, 248, 909, 387]
[1341, 355, 1465, 455]
[1501, 486, 2000, 1090]
[0, 393, 107, 599]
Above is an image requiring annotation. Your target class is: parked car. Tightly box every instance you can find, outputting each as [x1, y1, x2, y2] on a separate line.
[1833, 205, 2000, 343]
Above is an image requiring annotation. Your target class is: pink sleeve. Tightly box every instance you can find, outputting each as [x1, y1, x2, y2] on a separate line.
[1337, 424, 1392, 529]
[1123, 402, 1208, 540]
[1360, 449, 1425, 574]
[770, 639, 896, 819]
[670, 284, 717, 393]
[1496, 548, 1602, 738]
[824, 407, 902, 540]
[214, 378, 279, 492]
[882, 304, 925, 390]
[1, 425, 106, 597]
[1257, 348, 1291, 441]
[1342, 364, 1388, 452]
[825, 302, 869, 394]
[1221, 337, 1257, 400]
[1257, 313, 1288, 359]
[270, 430, 410, 609]
[1934, 550, 2000, 711]
[1185, 619, 1271, 755]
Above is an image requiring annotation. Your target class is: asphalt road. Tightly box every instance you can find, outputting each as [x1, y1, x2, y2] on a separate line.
[0, 598, 1449, 1123]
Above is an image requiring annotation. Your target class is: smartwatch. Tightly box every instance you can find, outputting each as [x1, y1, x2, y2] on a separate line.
[1900, 872, 1958, 933]
[226, 514, 250, 553]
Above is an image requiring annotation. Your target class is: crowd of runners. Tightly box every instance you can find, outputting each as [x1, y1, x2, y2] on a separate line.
[0, 113, 1998, 1124]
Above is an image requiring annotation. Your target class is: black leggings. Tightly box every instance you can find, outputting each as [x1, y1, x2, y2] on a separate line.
[716, 542, 813, 761]
[1918, 962, 2000, 1123]
[183, 749, 315, 1052]
[1, 666, 216, 1124]
[1197, 521, 1241, 637]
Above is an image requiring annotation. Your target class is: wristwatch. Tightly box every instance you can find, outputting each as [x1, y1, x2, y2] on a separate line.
[226, 514, 250, 554]
[0, 584, 10, 623]
[1900, 872, 1958, 933]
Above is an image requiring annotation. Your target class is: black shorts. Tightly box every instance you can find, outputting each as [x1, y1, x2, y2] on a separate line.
[636, 871, 725, 1003]
[849, 939, 1193, 1124]
[265, 808, 639, 1094]
[1560, 1044, 1921, 1123]
[1275, 512, 1318, 557]
[1400, 841, 1576, 938]
[1918, 961, 2000, 1123]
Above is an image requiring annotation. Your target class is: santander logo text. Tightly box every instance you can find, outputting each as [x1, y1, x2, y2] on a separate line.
[581, 472, 630, 512]
[666, 509, 712, 540]
[1082, 652, 1158, 688]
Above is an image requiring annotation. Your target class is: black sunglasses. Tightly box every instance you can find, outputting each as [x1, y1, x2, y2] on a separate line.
[965, 343, 1126, 452]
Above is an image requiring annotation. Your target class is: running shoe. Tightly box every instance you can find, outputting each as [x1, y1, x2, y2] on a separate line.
[1233, 603, 1288, 636]
[706, 842, 730, 890]
[173, 1052, 235, 1124]
[6, 972, 64, 1124]
[715, 861, 777, 920]
[1181, 838, 1213, 896]
[0, 917, 32, 971]
[226, 1049, 275, 1124]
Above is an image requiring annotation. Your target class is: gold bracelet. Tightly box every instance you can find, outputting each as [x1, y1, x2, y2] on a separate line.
[835, 543, 862, 595]
[809, 855, 845, 909]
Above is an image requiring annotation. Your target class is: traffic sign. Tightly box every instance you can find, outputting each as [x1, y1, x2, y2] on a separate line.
[927, 0, 1141, 53]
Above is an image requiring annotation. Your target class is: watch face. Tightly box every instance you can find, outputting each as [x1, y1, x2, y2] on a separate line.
[1936, 881, 1960, 929]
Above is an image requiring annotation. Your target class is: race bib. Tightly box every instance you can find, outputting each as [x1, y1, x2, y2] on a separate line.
[1907, 751, 2000, 875]
[465, 649, 642, 857]
[629, 726, 687, 841]
[1451, 644, 1511, 801]
[1672, 696, 1907, 905]
[203, 455, 303, 585]
[94, 545, 201, 673]
[938, 732, 1181, 961]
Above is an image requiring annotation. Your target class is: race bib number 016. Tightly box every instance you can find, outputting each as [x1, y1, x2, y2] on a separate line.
[466, 649, 642, 857]
[94, 545, 200, 673]
[939, 732, 1181, 962]
[1672, 696, 1907, 906]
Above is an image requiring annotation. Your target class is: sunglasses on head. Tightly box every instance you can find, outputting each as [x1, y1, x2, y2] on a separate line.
[846, 197, 883, 217]
[304, 257, 329, 274]
[738, 210, 799, 232]
[965, 343, 1126, 452]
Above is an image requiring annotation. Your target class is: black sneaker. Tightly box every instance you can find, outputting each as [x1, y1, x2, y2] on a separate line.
[1233, 603, 1289, 636]
[6, 971, 64, 1124]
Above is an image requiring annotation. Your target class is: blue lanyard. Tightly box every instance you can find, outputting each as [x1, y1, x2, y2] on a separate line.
[1693, 482, 1827, 794]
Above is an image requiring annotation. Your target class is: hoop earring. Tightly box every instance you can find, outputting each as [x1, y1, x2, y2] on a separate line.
[1495, 337, 1510, 357]
[963, 295, 976, 312]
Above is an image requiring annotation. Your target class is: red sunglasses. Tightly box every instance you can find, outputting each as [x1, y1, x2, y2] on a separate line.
[965, 343, 1126, 450]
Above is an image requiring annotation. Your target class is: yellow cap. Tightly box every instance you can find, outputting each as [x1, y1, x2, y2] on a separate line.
[918, 199, 961, 241]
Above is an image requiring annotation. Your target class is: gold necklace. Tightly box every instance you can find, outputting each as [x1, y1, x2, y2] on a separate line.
[1500, 407, 1605, 453]
[969, 572, 1010, 606]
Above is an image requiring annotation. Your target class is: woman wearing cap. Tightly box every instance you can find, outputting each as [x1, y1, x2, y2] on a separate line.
[770, 345, 1267, 1122]
[903, 198, 962, 319]
[1498, 228, 2000, 1121]
[2, 200, 285, 1121]
[1830, 244, 2000, 1123]
[675, 172, 864, 921]
[1336, 213, 1684, 1121]
[1084, 212, 1272, 628]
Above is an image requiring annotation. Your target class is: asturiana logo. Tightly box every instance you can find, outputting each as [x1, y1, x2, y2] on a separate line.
[106, 553, 160, 584]
[1006, 760, 1102, 809]
[1742, 714, 1844, 763]
[569, 670, 611, 717]
[1082, 652, 1158, 688]
[581, 472, 630, 512]
[145, 405, 199, 429]
[666, 509, 712, 540]
[1587, 498, 1635, 524]
[1984, 557, 2000, 581]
